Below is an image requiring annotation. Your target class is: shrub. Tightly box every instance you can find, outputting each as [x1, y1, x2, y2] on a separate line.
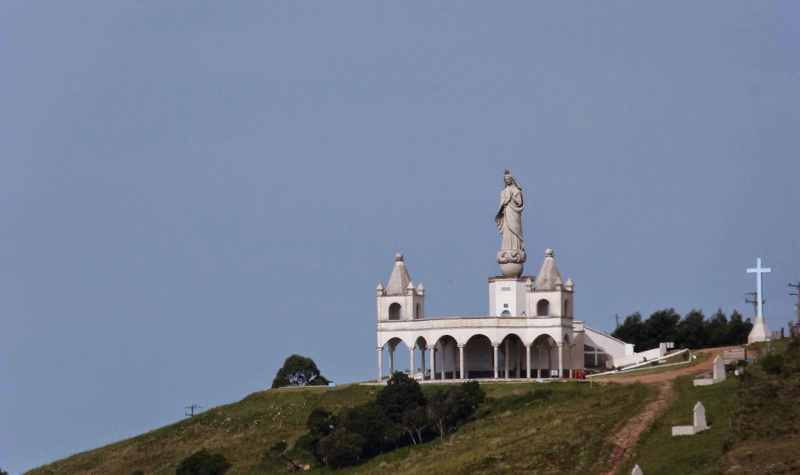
[175, 449, 231, 475]
[761, 353, 785, 376]
[317, 428, 365, 468]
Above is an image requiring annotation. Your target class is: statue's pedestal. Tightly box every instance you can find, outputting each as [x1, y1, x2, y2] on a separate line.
[748, 316, 771, 343]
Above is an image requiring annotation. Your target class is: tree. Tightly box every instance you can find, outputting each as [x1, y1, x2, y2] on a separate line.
[272, 354, 330, 388]
[611, 312, 644, 349]
[708, 308, 729, 347]
[175, 449, 231, 475]
[316, 428, 365, 468]
[676, 309, 709, 349]
[640, 308, 680, 350]
[375, 371, 427, 422]
[428, 381, 485, 440]
[1, 468, 9, 475]
[341, 401, 393, 457]
[727, 310, 752, 345]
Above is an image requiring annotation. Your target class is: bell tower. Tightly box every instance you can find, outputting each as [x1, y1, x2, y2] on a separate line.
[376, 253, 425, 321]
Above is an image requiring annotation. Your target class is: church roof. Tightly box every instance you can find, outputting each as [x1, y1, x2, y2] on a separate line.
[386, 253, 413, 295]
[533, 248, 563, 291]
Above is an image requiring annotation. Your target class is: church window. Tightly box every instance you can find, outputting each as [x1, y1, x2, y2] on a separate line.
[389, 303, 402, 320]
[503, 303, 509, 308]
[536, 299, 550, 317]
[415, 303, 421, 319]
[501, 310, 511, 317]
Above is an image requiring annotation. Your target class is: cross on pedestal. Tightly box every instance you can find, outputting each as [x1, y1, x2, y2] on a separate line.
[747, 258, 772, 318]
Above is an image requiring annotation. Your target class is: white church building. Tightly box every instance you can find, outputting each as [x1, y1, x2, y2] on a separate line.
[375, 249, 642, 382]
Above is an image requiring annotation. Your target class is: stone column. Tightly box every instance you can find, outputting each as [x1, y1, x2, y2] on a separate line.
[389, 348, 394, 375]
[459, 344, 465, 380]
[377, 347, 383, 383]
[525, 344, 531, 380]
[557, 343, 564, 379]
[429, 346, 435, 380]
[538, 345, 543, 378]
[568, 344, 575, 378]
[504, 339, 510, 379]
[441, 342, 447, 380]
[493, 343, 499, 380]
[421, 347, 427, 381]
[409, 346, 415, 379]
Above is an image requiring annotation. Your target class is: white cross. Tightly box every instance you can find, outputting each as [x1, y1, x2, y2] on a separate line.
[747, 258, 772, 317]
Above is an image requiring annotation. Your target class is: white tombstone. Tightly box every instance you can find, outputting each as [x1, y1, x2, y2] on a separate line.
[693, 401, 707, 428]
[632, 464, 643, 475]
[712, 356, 725, 381]
[672, 401, 710, 436]
[694, 356, 726, 386]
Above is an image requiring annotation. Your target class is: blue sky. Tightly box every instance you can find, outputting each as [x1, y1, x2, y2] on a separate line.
[2, 2, 799, 473]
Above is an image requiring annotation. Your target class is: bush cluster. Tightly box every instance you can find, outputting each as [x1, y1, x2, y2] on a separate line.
[303, 372, 485, 468]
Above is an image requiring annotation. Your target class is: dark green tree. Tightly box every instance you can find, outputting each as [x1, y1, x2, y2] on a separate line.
[611, 312, 644, 349]
[708, 308, 729, 347]
[676, 309, 709, 349]
[341, 401, 392, 457]
[175, 449, 231, 475]
[271, 354, 330, 388]
[428, 381, 485, 440]
[727, 310, 752, 345]
[375, 371, 427, 423]
[1, 468, 10, 475]
[640, 308, 680, 350]
[316, 428, 365, 468]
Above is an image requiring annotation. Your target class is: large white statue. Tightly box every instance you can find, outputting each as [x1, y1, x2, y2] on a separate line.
[495, 169, 526, 277]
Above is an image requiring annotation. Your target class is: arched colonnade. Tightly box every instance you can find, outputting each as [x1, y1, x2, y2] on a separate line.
[377, 330, 576, 382]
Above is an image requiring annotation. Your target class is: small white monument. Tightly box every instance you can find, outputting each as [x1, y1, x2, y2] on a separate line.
[672, 401, 710, 436]
[747, 258, 772, 344]
[694, 356, 726, 386]
[632, 464, 644, 475]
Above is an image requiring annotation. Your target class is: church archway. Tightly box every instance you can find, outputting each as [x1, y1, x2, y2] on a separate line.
[414, 336, 429, 380]
[465, 334, 493, 379]
[434, 335, 459, 380]
[500, 333, 525, 379]
[381, 337, 412, 380]
[388, 302, 402, 320]
[532, 334, 557, 378]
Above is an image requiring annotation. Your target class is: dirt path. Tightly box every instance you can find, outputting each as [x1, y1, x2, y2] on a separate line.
[599, 346, 736, 474]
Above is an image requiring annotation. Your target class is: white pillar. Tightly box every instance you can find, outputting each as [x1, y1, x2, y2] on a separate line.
[493, 343, 499, 379]
[421, 347, 426, 380]
[568, 344, 574, 378]
[389, 348, 394, 375]
[459, 344, 465, 380]
[409, 346, 415, 379]
[525, 344, 531, 380]
[429, 346, 435, 381]
[538, 346, 543, 378]
[557, 343, 564, 379]
[504, 339, 510, 379]
[377, 347, 383, 382]
[441, 342, 447, 380]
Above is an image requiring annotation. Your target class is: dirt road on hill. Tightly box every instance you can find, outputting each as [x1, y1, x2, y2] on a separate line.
[600, 346, 737, 475]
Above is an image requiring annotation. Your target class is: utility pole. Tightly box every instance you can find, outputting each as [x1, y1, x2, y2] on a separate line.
[744, 292, 762, 320]
[185, 404, 201, 417]
[614, 313, 621, 329]
[789, 282, 800, 325]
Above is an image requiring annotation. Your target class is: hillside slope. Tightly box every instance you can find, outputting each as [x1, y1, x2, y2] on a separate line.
[26, 381, 654, 475]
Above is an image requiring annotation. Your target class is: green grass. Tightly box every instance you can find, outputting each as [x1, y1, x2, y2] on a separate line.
[26, 381, 655, 475]
[333, 382, 655, 474]
[617, 374, 737, 475]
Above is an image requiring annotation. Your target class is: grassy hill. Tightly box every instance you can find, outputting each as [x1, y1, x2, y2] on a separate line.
[25, 381, 654, 475]
[27, 338, 800, 474]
